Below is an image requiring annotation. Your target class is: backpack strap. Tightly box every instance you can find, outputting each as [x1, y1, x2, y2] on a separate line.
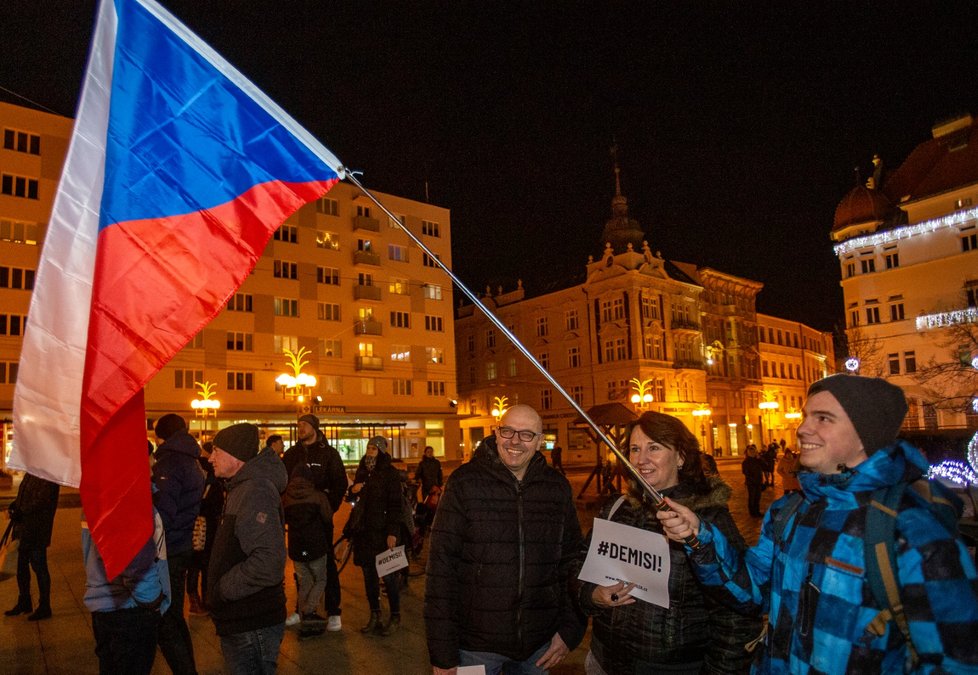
[607, 495, 627, 520]
[864, 481, 917, 667]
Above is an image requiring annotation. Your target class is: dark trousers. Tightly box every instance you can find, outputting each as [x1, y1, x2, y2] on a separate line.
[158, 550, 197, 674]
[746, 483, 763, 517]
[361, 563, 400, 615]
[186, 549, 209, 603]
[324, 544, 341, 615]
[92, 606, 160, 675]
[16, 546, 50, 608]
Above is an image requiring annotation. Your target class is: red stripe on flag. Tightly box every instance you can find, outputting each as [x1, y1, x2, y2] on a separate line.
[81, 178, 337, 578]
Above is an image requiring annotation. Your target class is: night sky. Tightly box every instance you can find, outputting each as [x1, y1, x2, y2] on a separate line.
[5, 1, 978, 332]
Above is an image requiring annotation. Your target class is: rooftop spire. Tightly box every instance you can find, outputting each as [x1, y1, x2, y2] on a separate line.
[600, 142, 645, 254]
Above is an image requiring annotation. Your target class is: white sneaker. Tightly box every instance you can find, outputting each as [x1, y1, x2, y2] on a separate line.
[326, 615, 342, 632]
[285, 612, 301, 627]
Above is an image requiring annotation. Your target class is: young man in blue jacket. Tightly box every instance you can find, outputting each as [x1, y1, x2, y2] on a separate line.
[659, 375, 978, 673]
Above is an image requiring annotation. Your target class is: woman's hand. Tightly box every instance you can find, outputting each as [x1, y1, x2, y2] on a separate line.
[350, 483, 363, 495]
[591, 580, 637, 609]
[655, 497, 700, 542]
[387, 534, 397, 550]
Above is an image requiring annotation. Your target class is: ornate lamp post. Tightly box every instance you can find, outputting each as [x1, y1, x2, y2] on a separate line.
[629, 377, 654, 411]
[276, 347, 317, 404]
[190, 380, 220, 436]
[490, 396, 509, 422]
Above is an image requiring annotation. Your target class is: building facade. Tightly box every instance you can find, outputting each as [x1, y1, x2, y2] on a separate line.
[455, 167, 833, 461]
[832, 113, 978, 438]
[0, 101, 460, 464]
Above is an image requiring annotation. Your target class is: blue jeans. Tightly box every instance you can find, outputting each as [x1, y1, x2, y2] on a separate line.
[459, 641, 550, 675]
[219, 623, 285, 675]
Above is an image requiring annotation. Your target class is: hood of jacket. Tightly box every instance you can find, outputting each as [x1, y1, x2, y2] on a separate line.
[471, 434, 548, 483]
[156, 430, 200, 459]
[798, 439, 930, 506]
[228, 448, 288, 494]
[283, 476, 318, 506]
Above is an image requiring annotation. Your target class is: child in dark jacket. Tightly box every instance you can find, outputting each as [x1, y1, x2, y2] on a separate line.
[283, 463, 333, 638]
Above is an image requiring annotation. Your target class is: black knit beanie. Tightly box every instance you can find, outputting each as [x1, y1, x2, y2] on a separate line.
[213, 423, 260, 463]
[807, 375, 908, 454]
[298, 414, 320, 430]
[155, 413, 188, 440]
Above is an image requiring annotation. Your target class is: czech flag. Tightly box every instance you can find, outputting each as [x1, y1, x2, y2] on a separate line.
[11, 0, 344, 577]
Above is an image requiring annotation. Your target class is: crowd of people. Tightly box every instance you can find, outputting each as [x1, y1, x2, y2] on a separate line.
[7, 374, 978, 674]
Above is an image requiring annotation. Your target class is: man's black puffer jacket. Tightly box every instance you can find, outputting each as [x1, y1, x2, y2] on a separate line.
[424, 435, 585, 669]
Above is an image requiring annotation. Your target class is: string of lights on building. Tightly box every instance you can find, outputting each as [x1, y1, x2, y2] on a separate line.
[833, 205, 978, 257]
[928, 355, 978, 487]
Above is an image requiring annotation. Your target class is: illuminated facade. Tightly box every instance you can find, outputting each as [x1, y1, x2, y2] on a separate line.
[455, 167, 833, 460]
[0, 101, 459, 463]
[833, 113, 978, 436]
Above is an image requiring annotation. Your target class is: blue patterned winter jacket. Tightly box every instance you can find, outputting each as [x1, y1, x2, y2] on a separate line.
[687, 441, 978, 674]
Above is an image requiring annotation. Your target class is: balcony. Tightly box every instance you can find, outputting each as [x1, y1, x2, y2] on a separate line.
[355, 355, 384, 371]
[353, 215, 380, 232]
[670, 319, 701, 331]
[353, 250, 381, 266]
[353, 285, 382, 301]
[673, 359, 704, 370]
[354, 319, 383, 336]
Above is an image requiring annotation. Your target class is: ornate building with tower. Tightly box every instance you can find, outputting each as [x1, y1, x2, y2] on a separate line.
[455, 162, 833, 462]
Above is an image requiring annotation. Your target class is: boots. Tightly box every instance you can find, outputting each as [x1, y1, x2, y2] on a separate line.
[381, 614, 400, 636]
[4, 599, 31, 616]
[27, 605, 51, 621]
[360, 610, 381, 634]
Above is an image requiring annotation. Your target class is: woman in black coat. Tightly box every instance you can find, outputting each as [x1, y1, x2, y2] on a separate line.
[5, 473, 60, 620]
[348, 436, 403, 636]
[570, 412, 761, 674]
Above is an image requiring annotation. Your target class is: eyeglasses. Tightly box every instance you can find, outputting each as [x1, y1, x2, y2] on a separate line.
[497, 426, 542, 443]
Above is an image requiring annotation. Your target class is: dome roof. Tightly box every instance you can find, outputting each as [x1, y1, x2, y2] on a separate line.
[832, 185, 892, 232]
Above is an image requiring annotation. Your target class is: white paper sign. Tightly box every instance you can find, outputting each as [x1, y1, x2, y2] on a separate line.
[577, 517, 671, 608]
[375, 545, 408, 577]
[457, 667, 486, 675]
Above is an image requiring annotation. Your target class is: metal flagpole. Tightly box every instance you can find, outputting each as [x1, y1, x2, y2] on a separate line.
[343, 172, 699, 548]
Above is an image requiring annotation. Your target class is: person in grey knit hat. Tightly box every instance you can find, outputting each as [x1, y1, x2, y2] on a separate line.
[806, 374, 908, 458]
[208, 423, 289, 673]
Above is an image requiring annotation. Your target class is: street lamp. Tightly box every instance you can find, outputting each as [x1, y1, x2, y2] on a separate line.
[704, 340, 724, 366]
[191, 380, 220, 436]
[276, 347, 317, 403]
[759, 393, 780, 443]
[490, 396, 509, 421]
[629, 377, 654, 410]
[692, 404, 712, 452]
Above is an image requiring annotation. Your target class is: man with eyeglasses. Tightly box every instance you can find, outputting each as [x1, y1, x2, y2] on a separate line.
[425, 404, 586, 674]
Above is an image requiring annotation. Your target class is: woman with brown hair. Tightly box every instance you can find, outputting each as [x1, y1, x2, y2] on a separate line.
[570, 411, 761, 674]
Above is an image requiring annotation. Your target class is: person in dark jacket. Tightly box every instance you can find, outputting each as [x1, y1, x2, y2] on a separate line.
[283, 463, 333, 639]
[282, 413, 348, 631]
[187, 442, 225, 615]
[414, 445, 443, 501]
[741, 445, 764, 517]
[5, 472, 60, 620]
[207, 423, 288, 675]
[152, 413, 204, 674]
[570, 411, 761, 674]
[425, 404, 586, 673]
[349, 435, 404, 636]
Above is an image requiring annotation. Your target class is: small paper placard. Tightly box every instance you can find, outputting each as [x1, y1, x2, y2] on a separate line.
[457, 667, 486, 675]
[576, 517, 672, 608]
[375, 545, 408, 577]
